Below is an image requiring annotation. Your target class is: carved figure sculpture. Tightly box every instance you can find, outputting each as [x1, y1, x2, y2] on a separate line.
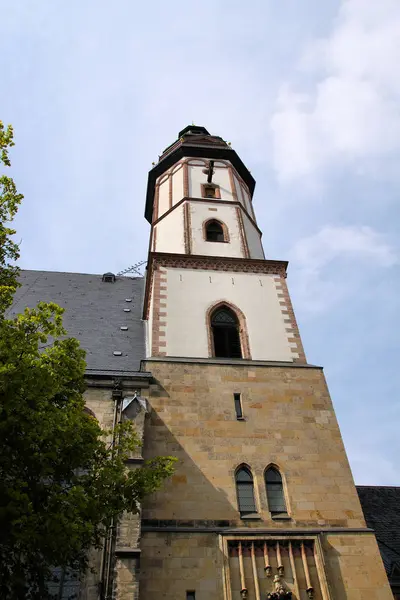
[267, 575, 292, 599]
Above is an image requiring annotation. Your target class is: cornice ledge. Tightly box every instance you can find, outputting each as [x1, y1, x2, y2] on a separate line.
[141, 357, 322, 369]
[149, 252, 288, 276]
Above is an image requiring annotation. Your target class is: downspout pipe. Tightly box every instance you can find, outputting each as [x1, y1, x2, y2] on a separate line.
[99, 380, 123, 600]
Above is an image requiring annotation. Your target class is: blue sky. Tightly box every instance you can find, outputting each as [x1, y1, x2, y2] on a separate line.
[1, 0, 399, 485]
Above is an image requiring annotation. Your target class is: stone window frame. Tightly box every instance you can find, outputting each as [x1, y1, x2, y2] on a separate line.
[206, 300, 251, 360]
[83, 406, 97, 419]
[202, 218, 230, 243]
[201, 182, 221, 199]
[234, 463, 260, 520]
[264, 463, 291, 521]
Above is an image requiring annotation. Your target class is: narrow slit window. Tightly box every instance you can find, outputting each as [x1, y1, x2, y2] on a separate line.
[234, 393, 243, 419]
[265, 467, 287, 515]
[235, 466, 257, 516]
[187, 592, 196, 600]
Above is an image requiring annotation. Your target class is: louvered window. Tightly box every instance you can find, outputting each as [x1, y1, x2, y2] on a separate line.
[211, 307, 242, 359]
[265, 467, 287, 515]
[236, 467, 256, 515]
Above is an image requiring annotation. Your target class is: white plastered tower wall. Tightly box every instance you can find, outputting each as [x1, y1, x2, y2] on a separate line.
[145, 140, 296, 360]
[164, 269, 296, 361]
[138, 126, 394, 600]
[151, 158, 264, 259]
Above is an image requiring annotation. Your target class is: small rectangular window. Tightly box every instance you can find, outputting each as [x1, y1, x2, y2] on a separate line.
[187, 592, 196, 600]
[204, 185, 216, 198]
[234, 393, 243, 419]
[201, 183, 220, 199]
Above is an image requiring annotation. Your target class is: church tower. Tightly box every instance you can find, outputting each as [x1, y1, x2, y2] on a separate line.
[139, 127, 392, 600]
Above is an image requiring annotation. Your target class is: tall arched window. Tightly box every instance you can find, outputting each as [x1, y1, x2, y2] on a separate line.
[265, 467, 287, 515]
[205, 220, 225, 242]
[235, 466, 257, 516]
[211, 306, 242, 358]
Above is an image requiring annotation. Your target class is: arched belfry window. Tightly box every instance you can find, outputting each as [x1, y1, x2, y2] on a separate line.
[235, 466, 257, 516]
[211, 306, 242, 359]
[265, 467, 287, 516]
[205, 219, 225, 242]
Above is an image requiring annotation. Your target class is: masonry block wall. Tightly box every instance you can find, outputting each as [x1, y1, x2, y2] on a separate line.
[81, 384, 145, 600]
[142, 362, 364, 527]
[139, 360, 393, 600]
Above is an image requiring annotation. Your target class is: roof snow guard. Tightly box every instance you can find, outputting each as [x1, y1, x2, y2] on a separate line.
[144, 125, 256, 223]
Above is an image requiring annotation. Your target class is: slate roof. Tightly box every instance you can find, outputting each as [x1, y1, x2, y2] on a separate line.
[7, 270, 146, 374]
[357, 486, 400, 575]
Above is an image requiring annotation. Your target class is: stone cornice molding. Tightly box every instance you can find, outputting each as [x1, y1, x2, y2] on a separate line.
[152, 197, 263, 237]
[142, 252, 288, 319]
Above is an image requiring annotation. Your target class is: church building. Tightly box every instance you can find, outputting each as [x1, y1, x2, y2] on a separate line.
[9, 126, 399, 599]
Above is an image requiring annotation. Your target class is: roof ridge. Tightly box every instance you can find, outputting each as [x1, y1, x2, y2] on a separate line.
[357, 485, 400, 489]
[19, 269, 141, 279]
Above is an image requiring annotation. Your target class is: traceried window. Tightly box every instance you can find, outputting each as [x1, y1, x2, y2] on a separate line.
[235, 466, 257, 516]
[205, 220, 225, 242]
[47, 567, 80, 599]
[265, 467, 287, 516]
[211, 306, 242, 358]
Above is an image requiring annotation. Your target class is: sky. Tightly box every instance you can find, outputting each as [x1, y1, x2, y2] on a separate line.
[1, 0, 399, 485]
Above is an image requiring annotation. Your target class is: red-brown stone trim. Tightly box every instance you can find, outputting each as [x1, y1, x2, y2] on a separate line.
[187, 158, 230, 168]
[241, 183, 256, 222]
[228, 166, 238, 201]
[151, 225, 157, 251]
[183, 202, 192, 254]
[153, 184, 160, 223]
[142, 252, 288, 319]
[202, 218, 230, 243]
[236, 206, 250, 258]
[152, 197, 263, 238]
[274, 276, 306, 364]
[187, 158, 208, 166]
[158, 172, 169, 186]
[151, 266, 167, 357]
[171, 162, 184, 175]
[151, 253, 287, 274]
[183, 162, 189, 196]
[206, 300, 251, 360]
[168, 174, 173, 210]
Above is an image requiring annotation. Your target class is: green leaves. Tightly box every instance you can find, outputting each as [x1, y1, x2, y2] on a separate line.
[0, 120, 24, 315]
[0, 121, 15, 167]
[0, 123, 175, 598]
[0, 294, 175, 599]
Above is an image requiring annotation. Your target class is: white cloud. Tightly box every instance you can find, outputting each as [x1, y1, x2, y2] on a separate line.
[270, 0, 400, 181]
[289, 225, 397, 313]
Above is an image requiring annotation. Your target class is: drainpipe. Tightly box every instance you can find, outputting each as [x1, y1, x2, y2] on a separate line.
[99, 379, 123, 600]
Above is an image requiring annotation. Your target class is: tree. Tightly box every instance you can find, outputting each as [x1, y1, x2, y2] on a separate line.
[0, 121, 176, 599]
